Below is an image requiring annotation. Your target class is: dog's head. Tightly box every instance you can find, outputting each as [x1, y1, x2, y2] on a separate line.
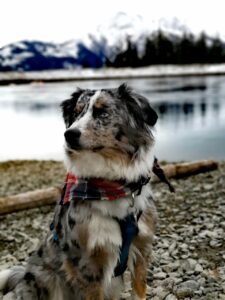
[61, 84, 158, 180]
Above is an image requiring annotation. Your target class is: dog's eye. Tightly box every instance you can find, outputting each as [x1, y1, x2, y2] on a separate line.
[93, 107, 109, 119]
[75, 102, 85, 114]
[100, 111, 109, 118]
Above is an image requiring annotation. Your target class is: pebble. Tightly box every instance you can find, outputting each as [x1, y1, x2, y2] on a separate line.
[162, 261, 180, 273]
[209, 240, 222, 248]
[152, 287, 169, 299]
[165, 294, 178, 300]
[198, 277, 206, 286]
[162, 278, 175, 290]
[175, 280, 199, 298]
[181, 258, 197, 272]
[2, 292, 16, 300]
[168, 242, 177, 253]
[195, 263, 204, 273]
[154, 272, 167, 280]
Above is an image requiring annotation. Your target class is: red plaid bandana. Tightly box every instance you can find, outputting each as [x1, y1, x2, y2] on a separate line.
[61, 172, 150, 205]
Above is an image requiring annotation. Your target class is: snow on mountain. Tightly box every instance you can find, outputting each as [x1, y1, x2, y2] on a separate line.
[93, 12, 151, 60]
[0, 38, 105, 71]
[97, 13, 149, 47]
[0, 40, 78, 71]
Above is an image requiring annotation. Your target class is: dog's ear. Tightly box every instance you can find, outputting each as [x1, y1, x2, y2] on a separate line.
[117, 83, 158, 127]
[133, 93, 158, 126]
[60, 88, 83, 127]
[117, 83, 133, 99]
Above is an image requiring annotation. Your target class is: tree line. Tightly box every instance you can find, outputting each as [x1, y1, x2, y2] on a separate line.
[106, 31, 225, 68]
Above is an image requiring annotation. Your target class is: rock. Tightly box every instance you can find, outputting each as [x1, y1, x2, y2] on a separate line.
[195, 263, 204, 273]
[162, 261, 180, 273]
[168, 242, 177, 253]
[165, 273, 182, 285]
[160, 251, 170, 260]
[162, 278, 176, 291]
[175, 280, 199, 298]
[180, 254, 189, 259]
[152, 286, 169, 299]
[203, 184, 213, 190]
[154, 272, 167, 280]
[198, 277, 206, 286]
[209, 240, 222, 248]
[181, 258, 197, 272]
[165, 294, 178, 300]
[3, 291, 16, 300]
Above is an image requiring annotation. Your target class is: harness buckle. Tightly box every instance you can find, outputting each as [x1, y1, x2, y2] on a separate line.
[128, 192, 136, 215]
[131, 192, 135, 207]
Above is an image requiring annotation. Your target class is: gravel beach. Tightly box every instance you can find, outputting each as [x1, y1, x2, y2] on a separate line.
[0, 160, 225, 299]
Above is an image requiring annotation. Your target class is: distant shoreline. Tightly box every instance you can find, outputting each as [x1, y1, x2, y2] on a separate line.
[1, 64, 225, 85]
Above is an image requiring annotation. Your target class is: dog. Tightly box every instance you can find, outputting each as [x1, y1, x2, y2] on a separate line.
[0, 83, 158, 300]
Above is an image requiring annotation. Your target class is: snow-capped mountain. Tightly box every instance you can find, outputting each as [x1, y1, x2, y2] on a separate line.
[0, 38, 106, 71]
[0, 13, 149, 71]
[95, 12, 151, 59]
[0, 13, 224, 71]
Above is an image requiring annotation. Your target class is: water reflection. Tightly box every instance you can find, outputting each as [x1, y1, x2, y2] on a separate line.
[0, 101, 58, 113]
[0, 75, 225, 161]
[156, 102, 195, 116]
[155, 100, 221, 121]
[200, 102, 206, 117]
[151, 84, 207, 93]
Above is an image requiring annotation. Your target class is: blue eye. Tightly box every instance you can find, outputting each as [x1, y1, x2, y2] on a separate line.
[100, 112, 109, 118]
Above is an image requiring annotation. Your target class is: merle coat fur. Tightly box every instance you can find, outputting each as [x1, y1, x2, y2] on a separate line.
[0, 84, 158, 300]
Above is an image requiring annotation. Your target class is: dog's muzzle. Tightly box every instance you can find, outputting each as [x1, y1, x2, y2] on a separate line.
[64, 128, 81, 150]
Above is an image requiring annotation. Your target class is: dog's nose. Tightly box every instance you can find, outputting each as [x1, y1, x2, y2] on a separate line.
[64, 129, 81, 149]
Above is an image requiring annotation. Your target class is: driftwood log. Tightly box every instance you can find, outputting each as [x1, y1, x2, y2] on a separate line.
[0, 187, 62, 215]
[0, 160, 218, 215]
[152, 159, 218, 181]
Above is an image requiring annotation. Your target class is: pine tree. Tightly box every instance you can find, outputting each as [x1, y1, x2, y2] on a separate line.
[108, 30, 225, 67]
[176, 33, 195, 64]
[154, 30, 175, 64]
[194, 32, 208, 63]
[141, 38, 157, 66]
[208, 37, 225, 63]
[110, 38, 139, 68]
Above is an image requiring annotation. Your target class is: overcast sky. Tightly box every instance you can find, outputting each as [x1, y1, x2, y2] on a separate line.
[1, 0, 224, 47]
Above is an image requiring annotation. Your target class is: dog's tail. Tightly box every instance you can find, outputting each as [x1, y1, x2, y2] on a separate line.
[0, 267, 25, 294]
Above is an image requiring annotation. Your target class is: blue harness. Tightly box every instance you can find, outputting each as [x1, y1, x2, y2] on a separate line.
[50, 212, 141, 277]
[114, 212, 142, 277]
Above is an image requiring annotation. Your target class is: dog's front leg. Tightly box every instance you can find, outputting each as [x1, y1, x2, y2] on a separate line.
[63, 248, 106, 300]
[82, 245, 110, 300]
[83, 281, 104, 300]
[130, 254, 147, 300]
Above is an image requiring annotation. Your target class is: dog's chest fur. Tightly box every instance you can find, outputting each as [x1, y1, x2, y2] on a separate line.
[54, 182, 152, 269]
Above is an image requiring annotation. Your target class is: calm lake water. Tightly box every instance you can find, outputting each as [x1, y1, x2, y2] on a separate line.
[0, 76, 225, 162]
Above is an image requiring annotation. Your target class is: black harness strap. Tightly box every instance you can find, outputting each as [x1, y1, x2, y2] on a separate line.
[153, 157, 175, 193]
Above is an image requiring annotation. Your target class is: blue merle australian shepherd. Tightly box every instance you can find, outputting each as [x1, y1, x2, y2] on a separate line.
[0, 84, 159, 300]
